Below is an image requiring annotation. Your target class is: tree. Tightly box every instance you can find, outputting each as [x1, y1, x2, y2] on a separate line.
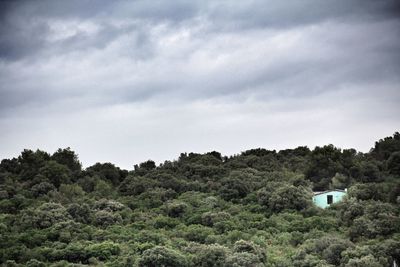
[118, 175, 154, 196]
[330, 173, 349, 189]
[26, 259, 46, 267]
[294, 236, 353, 267]
[86, 163, 124, 186]
[1, 133, 400, 266]
[387, 151, 400, 175]
[193, 244, 229, 267]
[233, 240, 266, 263]
[219, 176, 250, 201]
[21, 202, 71, 229]
[138, 246, 188, 267]
[146, 172, 186, 192]
[18, 149, 50, 181]
[164, 201, 188, 218]
[258, 184, 312, 212]
[346, 255, 383, 267]
[201, 211, 231, 227]
[358, 162, 382, 183]
[348, 201, 400, 239]
[86, 241, 121, 260]
[225, 252, 263, 267]
[94, 210, 122, 227]
[183, 224, 213, 243]
[51, 148, 82, 174]
[348, 183, 385, 201]
[67, 203, 92, 224]
[134, 160, 157, 174]
[38, 161, 71, 188]
[305, 145, 344, 190]
[0, 158, 19, 174]
[31, 182, 56, 197]
[59, 184, 85, 202]
[371, 132, 400, 161]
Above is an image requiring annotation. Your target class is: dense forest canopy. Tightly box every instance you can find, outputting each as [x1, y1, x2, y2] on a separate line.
[0, 133, 399, 266]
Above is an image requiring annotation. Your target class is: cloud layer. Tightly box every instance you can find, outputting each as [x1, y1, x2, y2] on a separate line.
[1, 0, 399, 168]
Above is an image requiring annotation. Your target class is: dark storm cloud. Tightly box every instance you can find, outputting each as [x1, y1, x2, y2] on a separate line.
[0, 0, 399, 168]
[206, 0, 400, 30]
[1, 0, 399, 60]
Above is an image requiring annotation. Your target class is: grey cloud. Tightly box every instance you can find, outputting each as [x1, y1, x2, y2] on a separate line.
[0, 17, 49, 60]
[0, 1, 399, 168]
[2, 0, 399, 60]
[205, 0, 400, 31]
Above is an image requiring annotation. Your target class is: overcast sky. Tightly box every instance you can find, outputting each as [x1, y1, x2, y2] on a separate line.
[0, 0, 399, 169]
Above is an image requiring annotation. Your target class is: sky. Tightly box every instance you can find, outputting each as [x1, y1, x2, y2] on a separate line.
[0, 0, 399, 169]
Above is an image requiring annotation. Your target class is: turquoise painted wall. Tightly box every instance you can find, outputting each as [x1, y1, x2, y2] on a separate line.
[313, 191, 346, 208]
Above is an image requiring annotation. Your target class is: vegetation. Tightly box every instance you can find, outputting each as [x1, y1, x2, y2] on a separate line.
[0, 133, 399, 266]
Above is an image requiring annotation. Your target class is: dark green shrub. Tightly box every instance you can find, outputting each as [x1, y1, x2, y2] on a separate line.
[192, 244, 229, 267]
[86, 241, 121, 260]
[138, 246, 188, 267]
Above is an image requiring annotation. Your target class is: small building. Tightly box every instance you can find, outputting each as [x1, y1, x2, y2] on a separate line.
[313, 189, 347, 208]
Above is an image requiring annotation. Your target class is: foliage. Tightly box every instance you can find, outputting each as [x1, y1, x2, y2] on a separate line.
[138, 246, 188, 267]
[0, 133, 399, 265]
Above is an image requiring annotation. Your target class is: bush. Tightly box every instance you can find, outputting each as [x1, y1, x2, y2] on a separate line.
[233, 240, 266, 262]
[219, 176, 251, 201]
[38, 161, 71, 188]
[94, 210, 122, 227]
[294, 236, 353, 266]
[67, 203, 92, 224]
[86, 241, 121, 260]
[193, 244, 229, 267]
[119, 175, 154, 196]
[31, 182, 56, 197]
[225, 252, 263, 267]
[348, 201, 400, 239]
[20, 202, 71, 229]
[26, 259, 46, 267]
[387, 151, 400, 175]
[258, 184, 312, 212]
[58, 184, 85, 202]
[348, 184, 385, 201]
[201, 211, 231, 227]
[184, 224, 214, 243]
[165, 201, 188, 217]
[346, 255, 383, 267]
[93, 199, 125, 212]
[153, 215, 180, 229]
[138, 246, 188, 267]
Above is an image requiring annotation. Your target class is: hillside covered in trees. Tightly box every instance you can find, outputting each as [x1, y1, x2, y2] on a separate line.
[0, 133, 399, 266]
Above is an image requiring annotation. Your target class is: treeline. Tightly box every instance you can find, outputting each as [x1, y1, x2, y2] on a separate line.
[0, 133, 399, 266]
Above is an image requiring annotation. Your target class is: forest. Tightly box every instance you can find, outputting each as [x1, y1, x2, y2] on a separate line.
[0, 132, 399, 267]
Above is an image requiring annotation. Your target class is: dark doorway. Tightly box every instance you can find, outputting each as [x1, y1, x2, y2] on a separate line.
[327, 195, 333, 204]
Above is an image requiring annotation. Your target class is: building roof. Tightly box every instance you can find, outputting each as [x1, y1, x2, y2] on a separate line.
[313, 189, 346, 196]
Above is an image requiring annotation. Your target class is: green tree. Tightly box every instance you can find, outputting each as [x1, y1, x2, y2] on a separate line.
[305, 145, 344, 190]
[193, 244, 229, 267]
[51, 148, 82, 174]
[138, 246, 188, 267]
[21, 202, 71, 229]
[86, 241, 121, 260]
[94, 210, 122, 227]
[358, 162, 382, 183]
[38, 161, 71, 188]
[258, 184, 312, 212]
[67, 203, 92, 224]
[86, 162, 124, 186]
[330, 173, 349, 189]
[18, 149, 50, 181]
[371, 132, 400, 161]
[31, 182, 56, 197]
[387, 151, 400, 175]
